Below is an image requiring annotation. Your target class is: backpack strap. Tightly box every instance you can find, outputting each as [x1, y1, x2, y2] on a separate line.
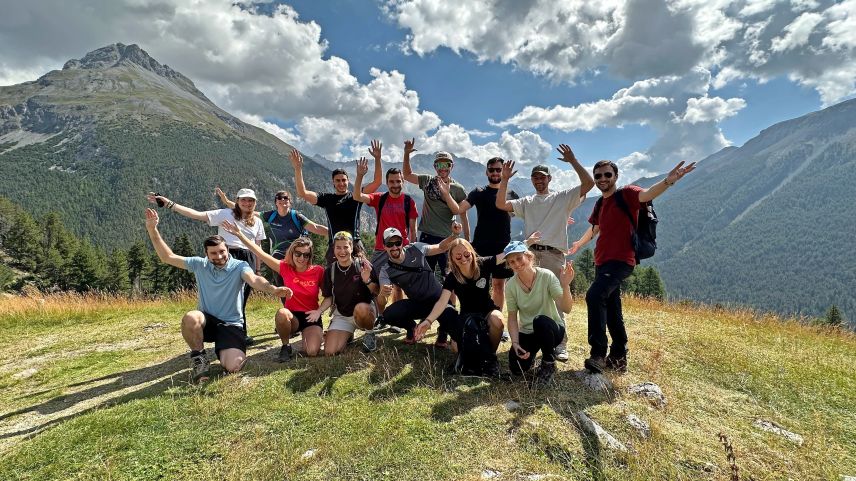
[611, 188, 638, 231]
[375, 192, 390, 236]
[267, 211, 278, 224]
[290, 210, 308, 236]
[403, 194, 412, 238]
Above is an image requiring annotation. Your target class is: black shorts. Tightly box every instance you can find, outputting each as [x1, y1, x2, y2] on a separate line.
[292, 311, 322, 332]
[473, 243, 514, 280]
[203, 313, 247, 355]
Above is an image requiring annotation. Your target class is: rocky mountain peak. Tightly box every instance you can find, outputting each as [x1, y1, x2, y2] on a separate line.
[62, 43, 193, 85]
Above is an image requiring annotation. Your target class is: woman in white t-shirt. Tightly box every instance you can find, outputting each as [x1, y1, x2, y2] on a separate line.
[147, 189, 266, 339]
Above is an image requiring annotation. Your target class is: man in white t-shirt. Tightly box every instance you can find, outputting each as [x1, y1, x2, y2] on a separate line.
[495, 143, 594, 361]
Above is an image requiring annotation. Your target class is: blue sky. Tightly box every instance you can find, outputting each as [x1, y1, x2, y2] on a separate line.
[1, 0, 853, 187]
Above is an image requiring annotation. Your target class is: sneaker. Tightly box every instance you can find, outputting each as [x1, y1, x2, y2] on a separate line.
[190, 352, 210, 382]
[346, 333, 355, 345]
[500, 331, 510, 343]
[584, 356, 607, 374]
[277, 344, 293, 363]
[362, 330, 378, 352]
[483, 357, 511, 381]
[554, 345, 569, 362]
[533, 361, 557, 387]
[605, 354, 627, 373]
[245, 335, 256, 346]
[387, 325, 405, 334]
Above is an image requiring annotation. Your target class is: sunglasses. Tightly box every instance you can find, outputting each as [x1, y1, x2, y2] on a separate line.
[487, 167, 502, 173]
[594, 172, 614, 180]
[453, 252, 472, 260]
[384, 240, 403, 248]
[434, 161, 452, 170]
[293, 250, 311, 259]
[276, 196, 290, 201]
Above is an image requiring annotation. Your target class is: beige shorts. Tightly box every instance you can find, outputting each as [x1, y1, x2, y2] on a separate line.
[328, 304, 376, 333]
[533, 248, 565, 278]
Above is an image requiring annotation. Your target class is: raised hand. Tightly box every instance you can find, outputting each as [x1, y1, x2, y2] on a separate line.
[273, 286, 293, 299]
[146, 192, 170, 207]
[145, 208, 160, 228]
[215, 187, 227, 201]
[557, 144, 577, 163]
[356, 157, 370, 177]
[220, 220, 240, 236]
[403, 138, 417, 155]
[501, 159, 517, 181]
[451, 221, 462, 236]
[359, 254, 373, 282]
[665, 161, 696, 184]
[414, 320, 431, 341]
[369, 139, 382, 161]
[436, 176, 450, 197]
[289, 149, 303, 170]
[559, 260, 575, 286]
[525, 231, 542, 246]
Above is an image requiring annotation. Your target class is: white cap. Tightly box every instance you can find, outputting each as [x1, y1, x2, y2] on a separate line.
[235, 188, 257, 200]
[383, 227, 403, 241]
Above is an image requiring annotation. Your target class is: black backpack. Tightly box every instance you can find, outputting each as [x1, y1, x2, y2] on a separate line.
[594, 187, 658, 262]
[456, 314, 497, 375]
[375, 192, 412, 238]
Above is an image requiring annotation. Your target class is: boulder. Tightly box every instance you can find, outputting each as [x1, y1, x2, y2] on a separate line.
[753, 419, 804, 446]
[577, 411, 628, 452]
[627, 382, 667, 408]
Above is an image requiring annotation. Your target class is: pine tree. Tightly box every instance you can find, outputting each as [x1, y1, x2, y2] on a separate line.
[0, 263, 14, 291]
[824, 305, 844, 327]
[170, 234, 195, 290]
[638, 266, 666, 300]
[147, 251, 172, 294]
[39, 247, 68, 290]
[127, 241, 149, 294]
[572, 248, 596, 294]
[3, 211, 43, 271]
[104, 249, 131, 293]
[42, 211, 78, 258]
[67, 241, 104, 292]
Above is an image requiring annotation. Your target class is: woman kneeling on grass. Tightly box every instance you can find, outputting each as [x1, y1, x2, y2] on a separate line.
[222, 221, 324, 361]
[503, 240, 575, 386]
[310, 231, 378, 356]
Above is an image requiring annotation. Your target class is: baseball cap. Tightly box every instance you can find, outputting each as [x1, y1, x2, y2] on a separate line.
[434, 151, 454, 163]
[383, 227, 403, 241]
[530, 164, 550, 176]
[501, 241, 529, 259]
[235, 188, 257, 200]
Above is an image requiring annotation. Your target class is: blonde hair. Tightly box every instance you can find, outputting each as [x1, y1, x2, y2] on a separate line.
[284, 236, 313, 269]
[448, 238, 480, 284]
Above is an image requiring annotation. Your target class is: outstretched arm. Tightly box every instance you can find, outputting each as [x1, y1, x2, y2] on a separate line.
[144, 209, 186, 269]
[569, 225, 598, 255]
[147, 193, 209, 222]
[305, 221, 328, 237]
[290, 149, 319, 205]
[415, 289, 453, 341]
[221, 220, 281, 273]
[639, 161, 696, 203]
[241, 270, 293, 298]
[352, 157, 372, 204]
[557, 144, 595, 196]
[362, 140, 383, 194]
[495, 160, 516, 212]
[216, 187, 235, 209]
[424, 221, 462, 256]
[402, 138, 420, 184]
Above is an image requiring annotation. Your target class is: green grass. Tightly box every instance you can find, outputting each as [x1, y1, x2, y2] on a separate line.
[0, 294, 854, 480]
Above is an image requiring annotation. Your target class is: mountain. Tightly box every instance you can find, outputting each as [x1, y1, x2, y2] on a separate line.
[0, 43, 332, 250]
[586, 99, 856, 322]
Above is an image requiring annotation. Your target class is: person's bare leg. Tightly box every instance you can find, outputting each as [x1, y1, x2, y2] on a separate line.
[324, 330, 352, 356]
[219, 348, 246, 373]
[275, 308, 293, 345]
[487, 310, 505, 351]
[302, 325, 323, 357]
[181, 311, 205, 351]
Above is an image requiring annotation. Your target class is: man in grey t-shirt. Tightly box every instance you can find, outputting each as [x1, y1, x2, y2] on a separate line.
[495, 143, 595, 360]
[373, 224, 462, 344]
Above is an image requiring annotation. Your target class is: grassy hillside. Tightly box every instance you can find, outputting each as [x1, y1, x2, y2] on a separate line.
[0, 294, 853, 480]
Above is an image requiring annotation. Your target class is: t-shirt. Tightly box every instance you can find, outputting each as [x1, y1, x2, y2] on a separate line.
[417, 174, 466, 237]
[206, 208, 266, 249]
[184, 256, 253, 326]
[442, 256, 499, 315]
[321, 260, 375, 316]
[589, 185, 643, 267]
[466, 185, 519, 256]
[279, 262, 323, 312]
[505, 267, 564, 334]
[367, 192, 418, 251]
[373, 242, 441, 303]
[316, 192, 363, 239]
[509, 186, 583, 251]
[262, 209, 309, 258]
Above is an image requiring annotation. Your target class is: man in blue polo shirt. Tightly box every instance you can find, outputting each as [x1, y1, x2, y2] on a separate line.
[145, 208, 292, 381]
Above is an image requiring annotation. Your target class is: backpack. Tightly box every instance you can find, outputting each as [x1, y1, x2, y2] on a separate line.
[456, 314, 497, 375]
[268, 210, 309, 237]
[375, 192, 412, 238]
[594, 187, 658, 262]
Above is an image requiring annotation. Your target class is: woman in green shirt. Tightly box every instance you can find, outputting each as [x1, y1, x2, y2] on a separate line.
[503, 241, 575, 386]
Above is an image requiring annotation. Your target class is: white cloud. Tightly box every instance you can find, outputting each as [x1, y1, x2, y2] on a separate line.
[679, 96, 746, 123]
[771, 12, 824, 52]
[418, 124, 552, 165]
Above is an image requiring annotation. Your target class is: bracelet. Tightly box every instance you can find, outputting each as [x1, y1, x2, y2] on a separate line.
[166, 201, 175, 209]
[664, 179, 675, 186]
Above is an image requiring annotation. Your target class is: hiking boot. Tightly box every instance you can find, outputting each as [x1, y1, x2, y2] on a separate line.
[584, 356, 607, 374]
[500, 331, 510, 343]
[190, 352, 210, 382]
[532, 361, 557, 387]
[362, 330, 378, 352]
[277, 344, 293, 363]
[346, 333, 355, 345]
[554, 345, 569, 362]
[483, 357, 511, 381]
[244, 335, 256, 346]
[605, 354, 627, 373]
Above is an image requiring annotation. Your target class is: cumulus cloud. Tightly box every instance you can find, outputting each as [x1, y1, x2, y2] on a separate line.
[418, 125, 552, 165]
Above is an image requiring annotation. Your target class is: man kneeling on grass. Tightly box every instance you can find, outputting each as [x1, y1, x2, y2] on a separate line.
[145, 209, 292, 381]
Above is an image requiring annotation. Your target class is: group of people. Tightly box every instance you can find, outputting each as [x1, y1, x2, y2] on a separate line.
[145, 139, 694, 385]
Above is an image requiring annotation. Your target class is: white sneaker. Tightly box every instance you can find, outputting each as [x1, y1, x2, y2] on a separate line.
[554, 345, 569, 362]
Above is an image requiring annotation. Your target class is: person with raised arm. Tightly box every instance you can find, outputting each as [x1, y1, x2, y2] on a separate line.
[144, 209, 291, 381]
[494, 144, 594, 362]
[573, 159, 695, 374]
[147, 189, 266, 344]
[221, 221, 324, 361]
[310, 231, 379, 355]
[502, 241, 576, 387]
[291, 142, 383, 263]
